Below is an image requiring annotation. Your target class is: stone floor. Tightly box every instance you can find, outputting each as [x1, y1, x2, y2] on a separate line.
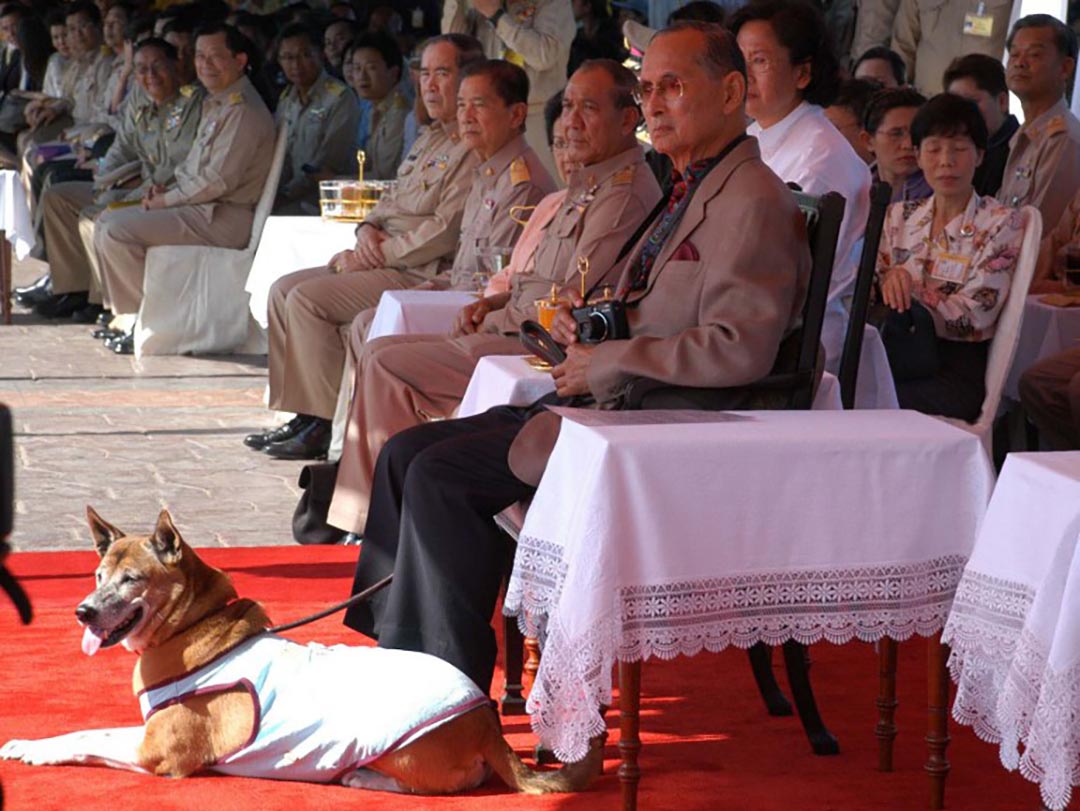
[3, 256, 305, 551]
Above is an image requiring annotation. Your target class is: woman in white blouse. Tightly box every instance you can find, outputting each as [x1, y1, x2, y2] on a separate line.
[730, 0, 872, 372]
[877, 94, 1024, 421]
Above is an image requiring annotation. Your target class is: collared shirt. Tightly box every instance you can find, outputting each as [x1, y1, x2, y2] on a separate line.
[276, 71, 360, 207]
[448, 134, 555, 289]
[877, 192, 1024, 341]
[94, 84, 205, 204]
[442, 0, 574, 110]
[998, 99, 1080, 232]
[42, 52, 68, 98]
[161, 74, 276, 210]
[363, 119, 478, 278]
[68, 48, 116, 125]
[750, 101, 872, 365]
[362, 88, 410, 181]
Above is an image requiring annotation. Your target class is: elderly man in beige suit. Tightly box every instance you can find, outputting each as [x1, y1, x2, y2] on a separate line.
[253, 56, 557, 460]
[443, 0, 574, 177]
[325, 59, 662, 537]
[93, 23, 276, 354]
[342, 21, 811, 700]
[255, 39, 535, 459]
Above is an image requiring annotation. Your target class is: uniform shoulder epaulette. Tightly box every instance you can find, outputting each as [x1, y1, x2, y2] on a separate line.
[1046, 115, 1067, 137]
[611, 165, 635, 185]
[392, 92, 410, 110]
[180, 84, 195, 98]
[326, 78, 346, 97]
[228, 91, 244, 105]
[278, 86, 290, 102]
[510, 155, 531, 185]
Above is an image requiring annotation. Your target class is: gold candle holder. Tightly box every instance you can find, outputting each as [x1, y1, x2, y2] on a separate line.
[356, 149, 366, 184]
[576, 256, 589, 300]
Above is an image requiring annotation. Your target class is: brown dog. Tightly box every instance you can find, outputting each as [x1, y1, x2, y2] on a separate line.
[0, 507, 602, 794]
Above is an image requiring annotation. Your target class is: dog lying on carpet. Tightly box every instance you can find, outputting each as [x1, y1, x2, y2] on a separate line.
[0, 507, 602, 794]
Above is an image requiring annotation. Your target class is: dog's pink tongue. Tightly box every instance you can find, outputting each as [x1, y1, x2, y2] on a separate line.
[81, 626, 103, 657]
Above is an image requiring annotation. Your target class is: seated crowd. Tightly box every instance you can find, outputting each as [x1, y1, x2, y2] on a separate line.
[7, 0, 1080, 730]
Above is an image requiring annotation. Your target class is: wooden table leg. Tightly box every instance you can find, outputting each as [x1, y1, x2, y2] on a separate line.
[926, 633, 951, 810]
[0, 230, 11, 326]
[618, 659, 642, 811]
[876, 638, 898, 771]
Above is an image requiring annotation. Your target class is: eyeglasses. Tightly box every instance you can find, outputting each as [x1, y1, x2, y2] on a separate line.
[633, 75, 686, 105]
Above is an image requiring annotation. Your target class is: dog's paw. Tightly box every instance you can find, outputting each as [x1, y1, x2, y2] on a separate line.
[0, 738, 75, 766]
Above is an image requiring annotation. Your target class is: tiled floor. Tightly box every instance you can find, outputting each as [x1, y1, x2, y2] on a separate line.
[3, 257, 305, 550]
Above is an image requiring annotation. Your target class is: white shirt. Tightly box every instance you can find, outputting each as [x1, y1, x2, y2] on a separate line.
[749, 101, 872, 370]
[139, 635, 488, 783]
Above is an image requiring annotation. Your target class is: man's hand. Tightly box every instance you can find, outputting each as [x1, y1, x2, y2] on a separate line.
[549, 293, 583, 345]
[353, 223, 387, 269]
[328, 249, 364, 273]
[471, 0, 503, 18]
[880, 267, 915, 312]
[551, 343, 595, 397]
[452, 297, 493, 336]
[141, 184, 168, 211]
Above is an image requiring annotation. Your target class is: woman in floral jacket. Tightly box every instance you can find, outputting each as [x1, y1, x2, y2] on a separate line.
[877, 92, 1025, 421]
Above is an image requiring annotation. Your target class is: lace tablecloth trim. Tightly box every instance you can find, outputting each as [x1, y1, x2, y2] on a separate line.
[945, 574, 1080, 811]
[507, 543, 967, 761]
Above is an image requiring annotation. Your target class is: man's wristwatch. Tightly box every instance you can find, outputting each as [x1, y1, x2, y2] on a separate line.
[487, 4, 506, 27]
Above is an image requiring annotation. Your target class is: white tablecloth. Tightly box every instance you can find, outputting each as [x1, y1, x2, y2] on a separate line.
[0, 169, 34, 260]
[244, 216, 357, 328]
[1005, 296, 1080, 399]
[458, 356, 848, 418]
[942, 452, 1080, 811]
[366, 290, 477, 342]
[854, 325, 899, 409]
[504, 409, 996, 761]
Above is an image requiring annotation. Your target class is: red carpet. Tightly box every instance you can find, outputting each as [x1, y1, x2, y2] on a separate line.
[0, 546, 1058, 811]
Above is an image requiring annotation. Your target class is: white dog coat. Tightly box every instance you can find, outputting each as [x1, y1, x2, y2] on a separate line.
[138, 635, 488, 782]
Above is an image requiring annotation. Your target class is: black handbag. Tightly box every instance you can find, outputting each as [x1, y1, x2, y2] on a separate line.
[291, 461, 345, 545]
[876, 299, 940, 382]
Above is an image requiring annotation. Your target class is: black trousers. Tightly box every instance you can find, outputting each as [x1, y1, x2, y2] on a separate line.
[343, 407, 536, 694]
[895, 338, 989, 422]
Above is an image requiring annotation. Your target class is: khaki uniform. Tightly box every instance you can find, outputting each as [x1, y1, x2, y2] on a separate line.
[998, 99, 1080, 236]
[266, 120, 478, 420]
[45, 85, 204, 300]
[443, 0, 574, 177]
[1019, 348, 1080, 449]
[325, 145, 662, 533]
[275, 72, 360, 214]
[849, 0, 901, 63]
[67, 47, 116, 128]
[94, 75, 275, 315]
[364, 88, 410, 181]
[891, 0, 1013, 95]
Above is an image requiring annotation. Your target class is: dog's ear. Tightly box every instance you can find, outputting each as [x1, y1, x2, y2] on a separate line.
[86, 506, 125, 557]
[150, 509, 183, 565]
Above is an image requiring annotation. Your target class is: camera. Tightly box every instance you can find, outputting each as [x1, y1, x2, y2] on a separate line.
[571, 298, 629, 344]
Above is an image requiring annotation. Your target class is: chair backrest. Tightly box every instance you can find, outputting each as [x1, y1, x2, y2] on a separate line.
[969, 205, 1042, 438]
[787, 189, 846, 409]
[245, 121, 289, 252]
[837, 181, 891, 409]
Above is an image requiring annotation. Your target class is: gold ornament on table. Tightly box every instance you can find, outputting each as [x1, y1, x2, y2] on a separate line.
[528, 283, 563, 371]
[577, 255, 589, 300]
[356, 149, 366, 184]
[318, 149, 394, 223]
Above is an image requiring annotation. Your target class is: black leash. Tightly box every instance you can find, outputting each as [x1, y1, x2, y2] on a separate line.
[265, 573, 393, 634]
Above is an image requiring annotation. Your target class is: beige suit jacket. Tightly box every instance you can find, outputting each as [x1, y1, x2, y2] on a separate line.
[508, 136, 812, 485]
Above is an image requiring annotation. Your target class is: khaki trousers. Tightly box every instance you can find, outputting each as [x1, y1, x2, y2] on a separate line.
[1018, 347, 1080, 450]
[80, 212, 107, 307]
[94, 203, 253, 315]
[325, 328, 522, 534]
[266, 266, 424, 421]
[41, 181, 97, 298]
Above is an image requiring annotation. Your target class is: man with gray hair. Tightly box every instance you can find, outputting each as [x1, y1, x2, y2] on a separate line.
[342, 21, 811, 704]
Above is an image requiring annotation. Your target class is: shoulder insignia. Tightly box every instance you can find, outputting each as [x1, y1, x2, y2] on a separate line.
[612, 165, 635, 185]
[393, 93, 409, 110]
[279, 86, 290, 102]
[326, 80, 346, 97]
[228, 91, 243, 105]
[1046, 115, 1066, 137]
[180, 84, 195, 98]
[510, 156, 530, 185]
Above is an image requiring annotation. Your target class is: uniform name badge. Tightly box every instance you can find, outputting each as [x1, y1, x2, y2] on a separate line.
[930, 252, 972, 284]
[963, 3, 994, 37]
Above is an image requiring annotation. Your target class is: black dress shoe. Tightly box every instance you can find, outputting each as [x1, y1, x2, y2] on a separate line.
[96, 309, 113, 327]
[264, 418, 332, 460]
[34, 292, 89, 319]
[14, 274, 52, 306]
[340, 533, 363, 546]
[243, 414, 309, 450]
[106, 332, 134, 355]
[70, 302, 105, 324]
[93, 326, 123, 340]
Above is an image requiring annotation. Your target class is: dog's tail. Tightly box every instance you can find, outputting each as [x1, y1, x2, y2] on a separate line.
[481, 711, 604, 795]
